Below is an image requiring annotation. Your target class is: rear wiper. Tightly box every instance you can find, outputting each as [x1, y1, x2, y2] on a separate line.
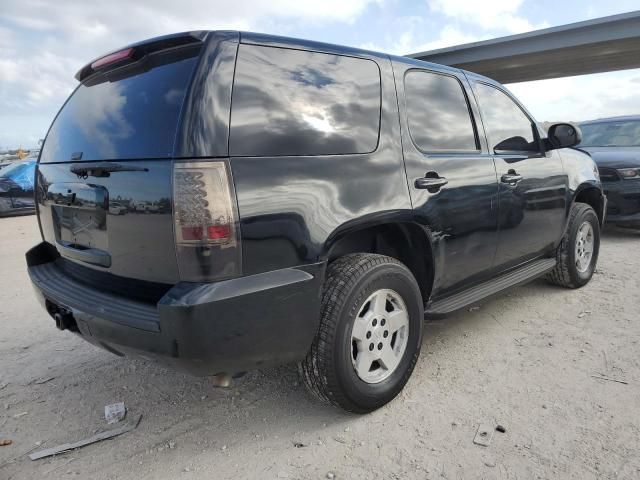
[71, 162, 149, 178]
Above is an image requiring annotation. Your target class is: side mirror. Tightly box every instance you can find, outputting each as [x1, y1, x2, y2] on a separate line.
[546, 123, 582, 150]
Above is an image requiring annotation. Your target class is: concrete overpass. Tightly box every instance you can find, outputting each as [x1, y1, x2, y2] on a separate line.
[409, 11, 640, 84]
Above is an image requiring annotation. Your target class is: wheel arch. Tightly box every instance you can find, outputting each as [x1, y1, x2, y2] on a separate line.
[320, 213, 435, 305]
[573, 183, 606, 226]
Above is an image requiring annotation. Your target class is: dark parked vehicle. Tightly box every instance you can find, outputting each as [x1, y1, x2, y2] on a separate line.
[579, 115, 640, 227]
[27, 31, 605, 412]
[0, 159, 36, 216]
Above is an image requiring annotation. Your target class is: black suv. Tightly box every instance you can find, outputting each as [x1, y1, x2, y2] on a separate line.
[27, 31, 605, 413]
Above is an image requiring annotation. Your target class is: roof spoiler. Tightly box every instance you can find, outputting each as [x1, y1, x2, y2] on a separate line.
[75, 31, 208, 82]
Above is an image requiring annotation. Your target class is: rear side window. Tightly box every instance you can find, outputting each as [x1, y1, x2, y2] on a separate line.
[404, 70, 477, 152]
[40, 50, 199, 163]
[230, 44, 381, 157]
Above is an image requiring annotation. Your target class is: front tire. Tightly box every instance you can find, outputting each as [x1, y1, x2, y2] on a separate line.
[299, 254, 423, 413]
[546, 203, 600, 288]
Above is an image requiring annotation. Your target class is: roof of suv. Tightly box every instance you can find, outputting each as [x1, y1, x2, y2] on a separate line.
[78, 29, 498, 87]
[238, 31, 498, 85]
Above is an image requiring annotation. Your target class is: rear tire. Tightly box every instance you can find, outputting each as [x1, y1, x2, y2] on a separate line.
[299, 254, 423, 413]
[546, 203, 600, 288]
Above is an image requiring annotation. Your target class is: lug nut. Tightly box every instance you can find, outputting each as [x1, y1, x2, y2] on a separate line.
[381, 319, 386, 326]
[366, 331, 372, 339]
[369, 343, 374, 351]
[377, 343, 383, 350]
[372, 319, 377, 327]
[383, 330, 389, 338]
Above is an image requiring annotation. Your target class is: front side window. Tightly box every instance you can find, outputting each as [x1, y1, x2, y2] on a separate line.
[404, 70, 477, 152]
[230, 45, 381, 157]
[475, 83, 538, 153]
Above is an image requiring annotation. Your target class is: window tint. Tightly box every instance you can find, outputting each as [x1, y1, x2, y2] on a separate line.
[404, 70, 477, 152]
[40, 50, 199, 163]
[475, 83, 538, 153]
[230, 45, 381, 157]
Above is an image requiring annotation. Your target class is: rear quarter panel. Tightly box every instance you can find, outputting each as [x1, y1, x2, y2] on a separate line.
[229, 47, 412, 275]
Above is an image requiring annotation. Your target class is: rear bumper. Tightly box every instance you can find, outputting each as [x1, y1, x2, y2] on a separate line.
[603, 180, 640, 226]
[27, 242, 324, 376]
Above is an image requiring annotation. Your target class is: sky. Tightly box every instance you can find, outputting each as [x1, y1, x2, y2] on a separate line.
[1, 0, 639, 149]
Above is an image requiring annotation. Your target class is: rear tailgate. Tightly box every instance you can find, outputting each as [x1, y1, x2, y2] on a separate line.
[37, 161, 177, 285]
[36, 36, 202, 290]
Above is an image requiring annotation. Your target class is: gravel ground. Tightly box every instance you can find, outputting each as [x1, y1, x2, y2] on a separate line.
[1, 214, 639, 479]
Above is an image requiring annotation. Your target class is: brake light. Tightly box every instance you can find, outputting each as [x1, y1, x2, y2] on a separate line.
[90, 48, 134, 70]
[172, 161, 241, 282]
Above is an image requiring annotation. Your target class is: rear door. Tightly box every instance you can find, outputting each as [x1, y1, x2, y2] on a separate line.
[469, 79, 567, 269]
[393, 62, 499, 297]
[36, 43, 202, 287]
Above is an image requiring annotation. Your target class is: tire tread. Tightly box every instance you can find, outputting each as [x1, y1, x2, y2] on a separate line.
[546, 202, 596, 288]
[299, 253, 412, 412]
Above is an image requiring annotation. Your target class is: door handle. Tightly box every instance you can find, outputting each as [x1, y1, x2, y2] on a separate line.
[415, 174, 448, 191]
[501, 172, 523, 185]
[55, 240, 112, 268]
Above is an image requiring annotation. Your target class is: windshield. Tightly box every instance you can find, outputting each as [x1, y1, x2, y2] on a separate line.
[579, 120, 640, 147]
[0, 161, 36, 189]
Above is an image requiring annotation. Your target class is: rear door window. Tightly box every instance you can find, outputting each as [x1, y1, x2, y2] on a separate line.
[40, 49, 199, 163]
[404, 70, 478, 152]
[230, 44, 381, 157]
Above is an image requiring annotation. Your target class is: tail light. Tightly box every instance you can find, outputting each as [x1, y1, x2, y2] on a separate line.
[172, 160, 241, 282]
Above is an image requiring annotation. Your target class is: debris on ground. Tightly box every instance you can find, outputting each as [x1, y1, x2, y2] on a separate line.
[32, 376, 56, 385]
[468, 306, 480, 312]
[473, 424, 494, 447]
[0, 439, 12, 446]
[29, 414, 142, 460]
[326, 472, 336, 479]
[12, 412, 28, 418]
[495, 425, 506, 433]
[591, 374, 628, 385]
[104, 402, 127, 424]
[293, 441, 307, 448]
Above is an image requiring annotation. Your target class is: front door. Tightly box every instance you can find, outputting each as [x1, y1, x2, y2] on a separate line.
[394, 64, 499, 298]
[470, 80, 567, 270]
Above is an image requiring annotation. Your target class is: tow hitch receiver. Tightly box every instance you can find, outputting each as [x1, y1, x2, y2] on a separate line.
[46, 300, 78, 332]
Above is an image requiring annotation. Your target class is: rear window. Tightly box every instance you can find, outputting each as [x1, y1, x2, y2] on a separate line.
[40, 50, 199, 163]
[230, 44, 381, 157]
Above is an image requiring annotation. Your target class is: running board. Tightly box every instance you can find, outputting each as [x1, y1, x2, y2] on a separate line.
[425, 258, 556, 316]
